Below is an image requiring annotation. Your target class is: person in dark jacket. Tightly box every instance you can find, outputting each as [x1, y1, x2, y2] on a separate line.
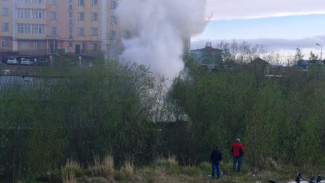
[231, 138, 244, 172]
[210, 145, 222, 178]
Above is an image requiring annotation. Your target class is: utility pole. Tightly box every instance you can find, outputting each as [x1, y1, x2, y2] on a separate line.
[316, 43, 322, 60]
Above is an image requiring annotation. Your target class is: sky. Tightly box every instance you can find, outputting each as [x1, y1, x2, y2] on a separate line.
[191, 0, 325, 58]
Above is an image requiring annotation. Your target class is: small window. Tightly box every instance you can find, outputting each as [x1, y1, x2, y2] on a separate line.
[78, 27, 84, 36]
[1, 39, 9, 47]
[91, 27, 98, 36]
[91, 13, 98, 21]
[69, 41, 72, 47]
[50, 0, 56, 5]
[91, 0, 98, 6]
[1, 23, 9, 32]
[22, 42, 29, 49]
[78, 12, 84, 21]
[50, 27, 57, 35]
[69, 12, 73, 24]
[110, 16, 117, 25]
[50, 12, 56, 20]
[110, 31, 116, 40]
[78, 0, 84, 6]
[82, 42, 86, 50]
[91, 43, 98, 50]
[110, 1, 117, 9]
[2, 8, 9, 16]
[34, 41, 41, 50]
[123, 30, 131, 39]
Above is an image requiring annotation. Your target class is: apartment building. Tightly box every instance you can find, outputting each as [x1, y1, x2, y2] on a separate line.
[0, 0, 123, 57]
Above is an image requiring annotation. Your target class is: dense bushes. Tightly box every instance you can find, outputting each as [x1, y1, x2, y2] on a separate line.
[1, 58, 325, 182]
[167, 58, 325, 168]
[0, 60, 164, 182]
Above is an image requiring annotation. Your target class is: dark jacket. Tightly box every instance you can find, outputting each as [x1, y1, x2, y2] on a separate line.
[210, 149, 222, 164]
[231, 142, 244, 157]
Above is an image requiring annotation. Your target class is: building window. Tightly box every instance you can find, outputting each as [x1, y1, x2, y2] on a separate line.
[17, 24, 45, 34]
[69, 0, 72, 10]
[91, 27, 98, 36]
[22, 41, 29, 49]
[78, 12, 84, 21]
[17, 9, 45, 19]
[31, 24, 45, 34]
[77, 27, 84, 36]
[69, 41, 72, 47]
[31, 9, 45, 19]
[50, 11, 56, 20]
[123, 30, 131, 39]
[91, 43, 98, 51]
[50, 27, 57, 35]
[110, 31, 116, 40]
[69, 12, 72, 24]
[91, 12, 98, 21]
[78, 0, 84, 6]
[2, 8, 9, 16]
[110, 16, 117, 24]
[110, 1, 117, 9]
[50, 0, 56, 5]
[69, 26, 73, 39]
[91, 0, 98, 6]
[17, 9, 31, 18]
[17, 24, 30, 34]
[34, 41, 41, 50]
[1, 39, 9, 47]
[16, 0, 44, 3]
[1, 23, 9, 32]
[82, 42, 86, 50]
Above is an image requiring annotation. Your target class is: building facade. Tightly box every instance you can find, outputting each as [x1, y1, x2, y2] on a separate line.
[0, 0, 124, 57]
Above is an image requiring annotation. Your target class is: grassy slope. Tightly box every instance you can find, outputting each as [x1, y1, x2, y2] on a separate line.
[129, 162, 325, 183]
[70, 160, 324, 183]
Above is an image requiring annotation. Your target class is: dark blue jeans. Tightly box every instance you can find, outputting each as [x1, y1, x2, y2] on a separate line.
[233, 157, 242, 172]
[211, 162, 220, 178]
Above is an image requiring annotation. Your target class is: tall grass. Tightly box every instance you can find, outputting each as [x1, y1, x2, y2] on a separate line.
[122, 161, 134, 180]
[90, 155, 115, 179]
[62, 160, 81, 183]
[155, 155, 178, 167]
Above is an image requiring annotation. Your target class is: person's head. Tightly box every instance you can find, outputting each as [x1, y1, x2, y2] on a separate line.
[215, 145, 219, 149]
[236, 138, 240, 142]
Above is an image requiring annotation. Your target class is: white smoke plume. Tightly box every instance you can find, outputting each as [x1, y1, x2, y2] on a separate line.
[116, 0, 207, 79]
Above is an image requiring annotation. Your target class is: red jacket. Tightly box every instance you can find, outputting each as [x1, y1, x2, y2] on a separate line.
[231, 142, 244, 157]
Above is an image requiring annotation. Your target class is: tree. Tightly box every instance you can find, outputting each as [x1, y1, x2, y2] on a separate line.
[294, 48, 304, 63]
[309, 51, 319, 61]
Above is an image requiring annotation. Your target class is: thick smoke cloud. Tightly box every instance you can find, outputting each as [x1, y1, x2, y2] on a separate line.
[116, 0, 207, 79]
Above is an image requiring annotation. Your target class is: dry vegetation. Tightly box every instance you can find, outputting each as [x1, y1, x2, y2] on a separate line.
[57, 155, 325, 183]
[62, 160, 81, 183]
[89, 155, 115, 180]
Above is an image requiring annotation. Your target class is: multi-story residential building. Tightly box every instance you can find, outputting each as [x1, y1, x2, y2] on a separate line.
[0, 0, 14, 53]
[0, 0, 122, 57]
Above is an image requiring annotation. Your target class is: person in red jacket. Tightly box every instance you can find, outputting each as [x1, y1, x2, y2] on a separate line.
[231, 138, 244, 172]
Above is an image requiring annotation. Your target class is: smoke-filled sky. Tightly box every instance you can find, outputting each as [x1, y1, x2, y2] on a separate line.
[193, 0, 325, 55]
[116, 0, 207, 79]
[116, 0, 325, 78]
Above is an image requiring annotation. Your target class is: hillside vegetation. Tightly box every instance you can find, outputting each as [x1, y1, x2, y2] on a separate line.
[0, 57, 325, 182]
